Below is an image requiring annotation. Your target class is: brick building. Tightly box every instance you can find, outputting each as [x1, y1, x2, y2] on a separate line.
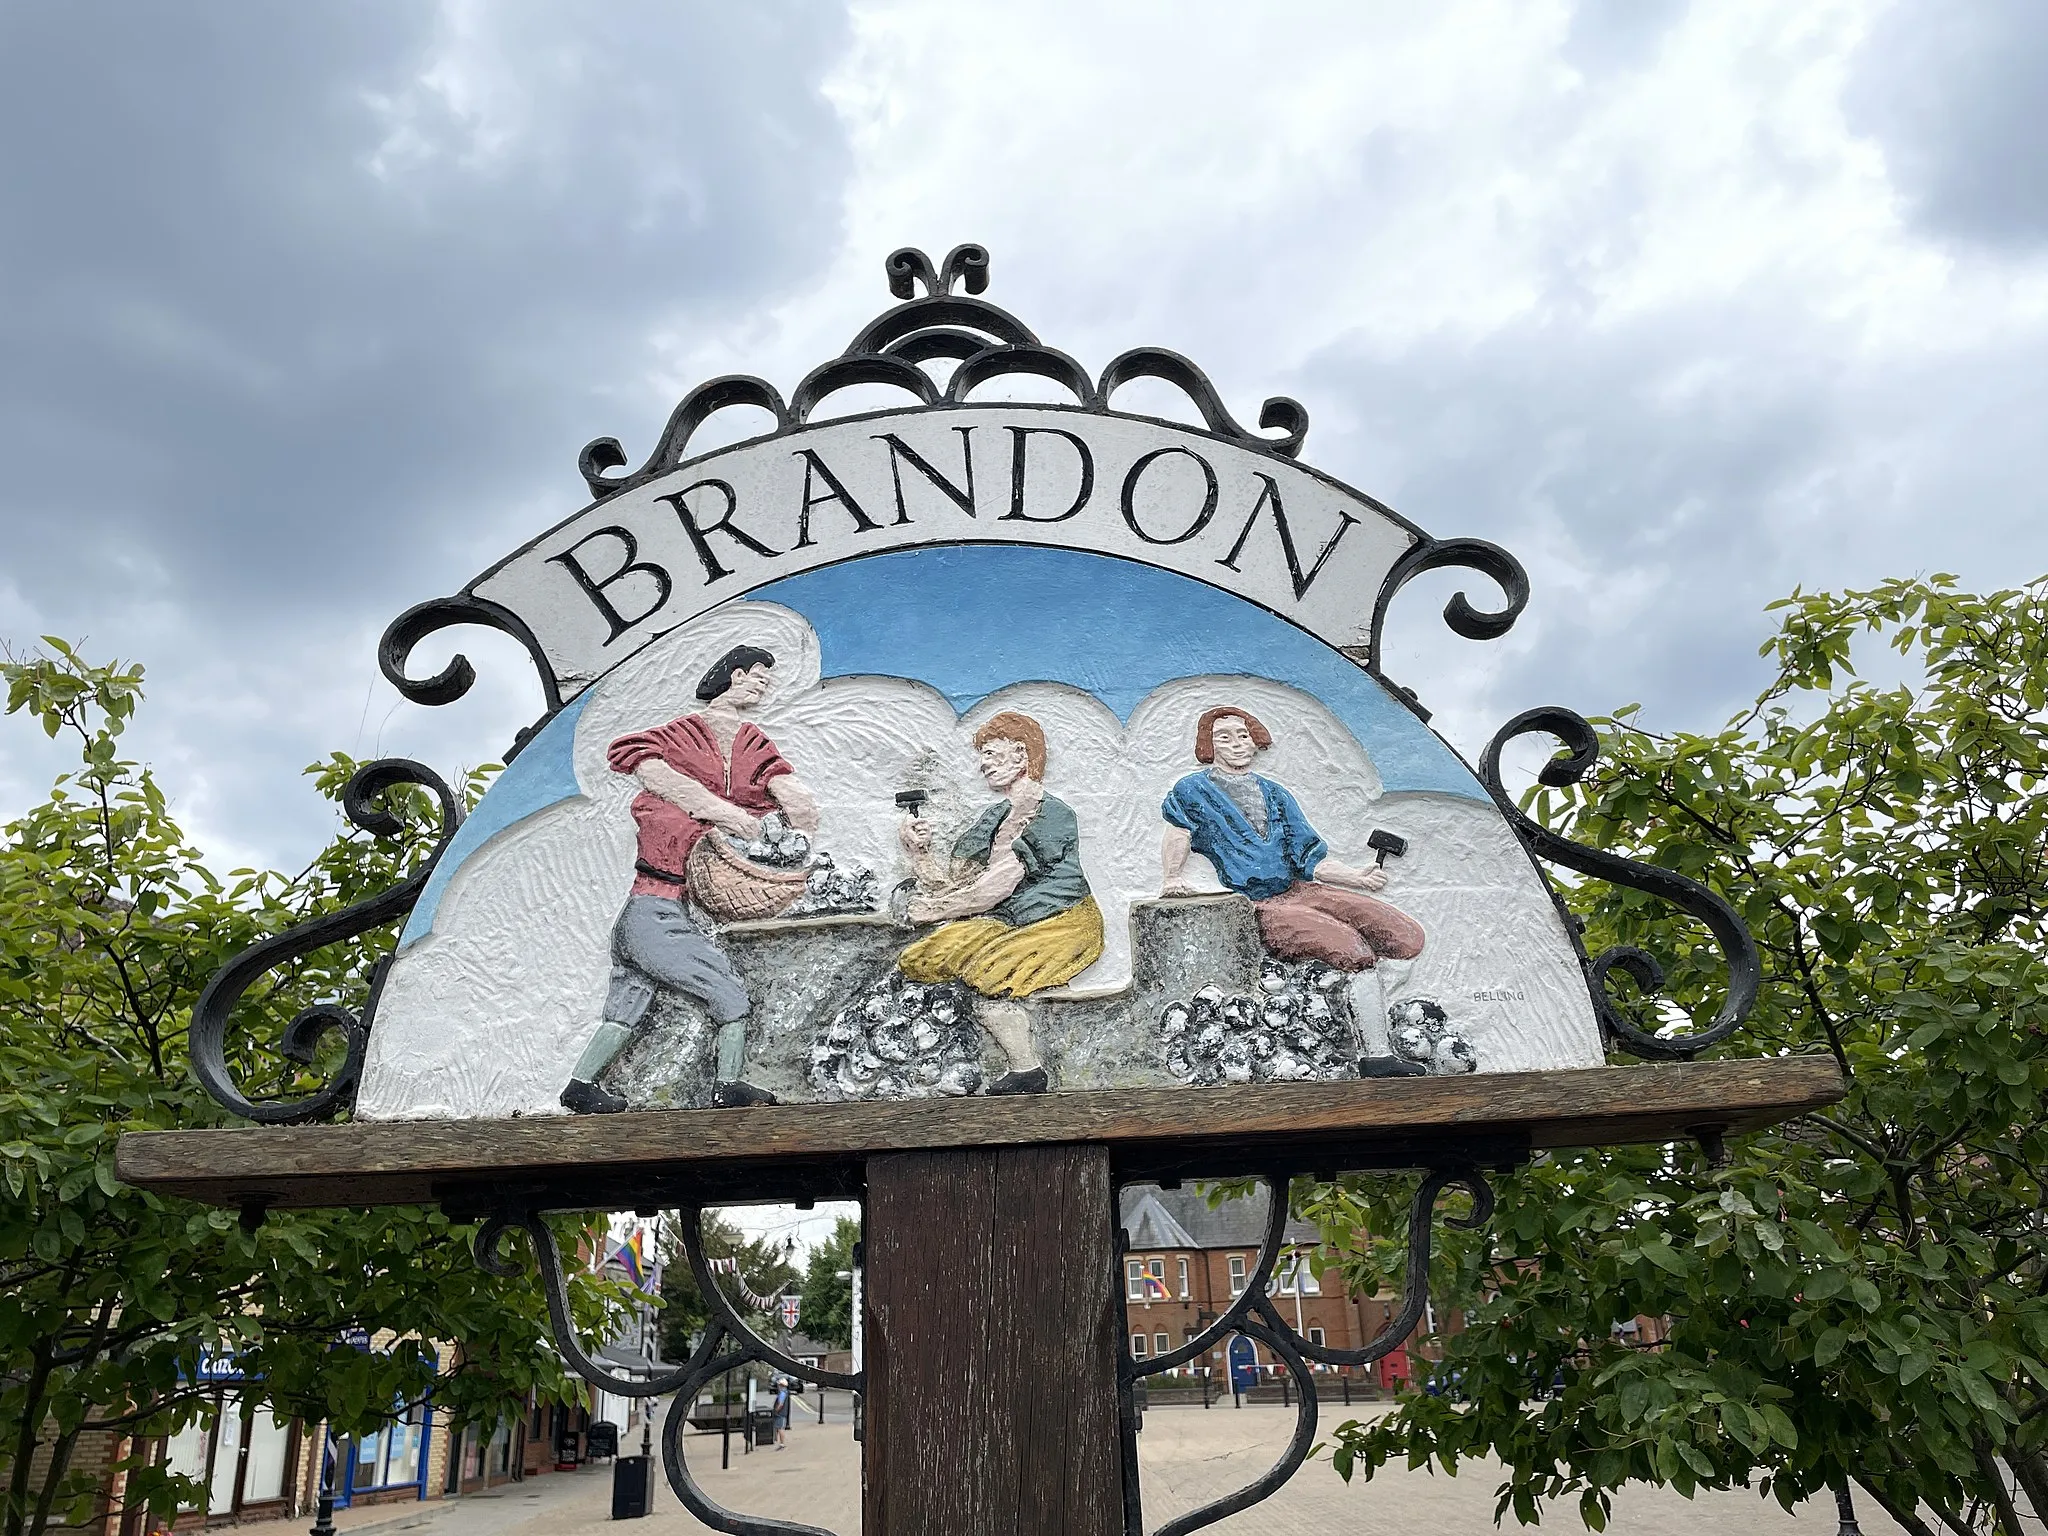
[1118, 1184, 1454, 1392]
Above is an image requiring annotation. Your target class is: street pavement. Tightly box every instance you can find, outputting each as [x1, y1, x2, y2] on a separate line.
[265, 1401, 1907, 1534]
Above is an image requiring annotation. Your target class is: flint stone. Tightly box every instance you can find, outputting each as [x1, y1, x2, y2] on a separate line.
[604, 892, 1269, 1106]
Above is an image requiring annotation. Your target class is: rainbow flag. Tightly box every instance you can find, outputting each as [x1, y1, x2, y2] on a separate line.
[1140, 1271, 1170, 1299]
[611, 1228, 651, 1291]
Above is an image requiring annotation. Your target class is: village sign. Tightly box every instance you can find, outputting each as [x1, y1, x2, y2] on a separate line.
[118, 246, 1840, 1536]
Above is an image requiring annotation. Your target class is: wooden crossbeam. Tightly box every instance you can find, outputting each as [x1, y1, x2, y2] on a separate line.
[115, 1057, 1842, 1213]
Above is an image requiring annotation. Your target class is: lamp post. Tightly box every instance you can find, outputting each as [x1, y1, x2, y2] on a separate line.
[308, 1434, 337, 1536]
[1832, 1480, 1864, 1535]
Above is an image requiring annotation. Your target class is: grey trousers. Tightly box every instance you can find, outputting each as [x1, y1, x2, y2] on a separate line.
[570, 895, 753, 1086]
[604, 894, 751, 1026]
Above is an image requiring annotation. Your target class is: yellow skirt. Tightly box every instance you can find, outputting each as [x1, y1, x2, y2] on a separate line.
[898, 897, 1105, 999]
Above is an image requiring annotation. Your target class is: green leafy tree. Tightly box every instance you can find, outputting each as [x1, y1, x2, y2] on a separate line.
[1318, 576, 2048, 1535]
[0, 643, 626, 1536]
[658, 1213, 798, 1363]
[795, 1215, 859, 1350]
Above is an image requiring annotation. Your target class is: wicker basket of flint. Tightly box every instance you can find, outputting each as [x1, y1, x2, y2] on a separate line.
[686, 813, 811, 922]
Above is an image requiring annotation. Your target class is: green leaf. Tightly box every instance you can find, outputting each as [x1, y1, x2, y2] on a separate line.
[1639, 1240, 1690, 1276]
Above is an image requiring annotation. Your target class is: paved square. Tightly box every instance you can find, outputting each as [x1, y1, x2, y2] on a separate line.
[302, 1399, 1904, 1535]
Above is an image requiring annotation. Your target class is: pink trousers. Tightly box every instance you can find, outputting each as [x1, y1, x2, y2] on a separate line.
[1253, 882, 1426, 972]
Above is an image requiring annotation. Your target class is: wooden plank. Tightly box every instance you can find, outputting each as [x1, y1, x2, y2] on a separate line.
[864, 1146, 1122, 1536]
[113, 1057, 1844, 1211]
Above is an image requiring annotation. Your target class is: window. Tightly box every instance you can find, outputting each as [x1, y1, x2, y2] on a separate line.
[1177, 1257, 1189, 1299]
[1130, 1334, 1148, 1358]
[1154, 1332, 1170, 1358]
[1126, 1257, 1167, 1302]
[1228, 1255, 1248, 1296]
[1268, 1253, 1321, 1296]
[1308, 1327, 1326, 1349]
[162, 1391, 294, 1515]
[163, 1415, 210, 1510]
[487, 1419, 513, 1477]
[349, 1403, 426, 1492]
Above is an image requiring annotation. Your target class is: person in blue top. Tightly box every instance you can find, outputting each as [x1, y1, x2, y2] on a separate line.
[1159, 706, 1425, 973]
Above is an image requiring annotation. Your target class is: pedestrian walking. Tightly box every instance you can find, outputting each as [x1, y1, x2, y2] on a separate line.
[772, 1377, 792, 1448]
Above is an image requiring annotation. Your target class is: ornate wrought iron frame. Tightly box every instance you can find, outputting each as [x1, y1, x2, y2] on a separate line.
[188, 242, 1759, 1129]
[175, 245, 1769, 1530]
[467, 1143, 1510, 1536]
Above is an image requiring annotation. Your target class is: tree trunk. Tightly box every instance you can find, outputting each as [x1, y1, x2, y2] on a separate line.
[4, 1344, 53, 1536]
[2002, 1446, 2048, 1530]
[1974, 1440, 2027, 1536]
[26, 1424, 81, 1536]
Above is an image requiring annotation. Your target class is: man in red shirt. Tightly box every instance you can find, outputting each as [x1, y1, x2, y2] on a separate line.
[560, 644, 820, 1114]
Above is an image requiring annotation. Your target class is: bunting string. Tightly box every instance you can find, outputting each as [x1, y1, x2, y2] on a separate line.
[707, 1255, 786, 1312]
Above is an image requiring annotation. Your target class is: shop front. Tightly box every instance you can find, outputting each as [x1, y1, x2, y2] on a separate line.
[148, 1353, 301, 1529]
[329, 1400, 432, 1508]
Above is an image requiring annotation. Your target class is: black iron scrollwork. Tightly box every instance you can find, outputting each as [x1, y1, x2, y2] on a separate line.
[1367, 535, 1531, 672]
[480, 1201, 858, 1536]
[1120, 1168, 1494, 1536]
[1480, 706, 1761, 1059]
[580, 375, 793, 501]
[378, 594, 564, 712]
[886, 243, 991, 300]
[189, 760, 461, 1123]
[566, 243, 1318, 512]
[1095, 348, 1309, 459]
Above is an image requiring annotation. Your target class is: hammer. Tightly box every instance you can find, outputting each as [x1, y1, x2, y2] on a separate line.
[895, 789, 929, 819]
[1368, 829, 1408, 868]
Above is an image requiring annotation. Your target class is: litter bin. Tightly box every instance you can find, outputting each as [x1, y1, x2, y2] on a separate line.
[751, 1410, 777, 1448]
[610, 1455, 650, 1519]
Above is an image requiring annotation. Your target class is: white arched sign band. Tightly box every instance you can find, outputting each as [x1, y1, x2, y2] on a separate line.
[474, 405, 1413, 700]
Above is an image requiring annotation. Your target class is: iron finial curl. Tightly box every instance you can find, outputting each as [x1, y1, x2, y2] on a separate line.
[1479, 706, 1760, 1060]
[189, 759, 462, 1124]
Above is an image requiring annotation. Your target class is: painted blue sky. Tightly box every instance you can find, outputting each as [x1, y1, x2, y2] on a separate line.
[753, 545, 1478, 795]
[403, 545, 1483, 942]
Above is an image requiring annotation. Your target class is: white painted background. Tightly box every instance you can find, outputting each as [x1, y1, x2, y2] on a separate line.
[358, 603, 1601, 1120]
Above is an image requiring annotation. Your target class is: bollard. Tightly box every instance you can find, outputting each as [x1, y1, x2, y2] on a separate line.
[1342, 1373, 1351, 1407]
[1281, 1373, 1290, 1408]
[721, 1367, 734, 1470]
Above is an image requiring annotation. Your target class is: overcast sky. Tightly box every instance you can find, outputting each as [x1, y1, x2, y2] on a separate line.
[4, 0, 2046, 876]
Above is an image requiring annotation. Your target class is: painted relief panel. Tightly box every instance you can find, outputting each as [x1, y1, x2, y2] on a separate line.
[359, 544, 1601, 1121]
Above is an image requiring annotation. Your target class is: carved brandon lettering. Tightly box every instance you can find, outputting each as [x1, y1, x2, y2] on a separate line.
[547, 525, 674, 644]
[1218, 472, 1361, 600]
[875, 428, 977, 525]
[793, 449, 882, 549]
[471, 406, 1426, 697]
[657, 478, 781, 585]
[1120, 445, 1220, 547]
[1002, 425, 1094, 523]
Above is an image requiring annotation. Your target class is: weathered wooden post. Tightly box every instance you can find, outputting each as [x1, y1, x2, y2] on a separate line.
[118, 244, 1841, 1535]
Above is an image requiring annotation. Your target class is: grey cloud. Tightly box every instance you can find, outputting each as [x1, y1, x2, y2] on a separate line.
[0, 2, 849, 613]
[0, 0, 851, 859]
[1846, 0, 2048, 246]
[1297, 294, 2048, 743]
